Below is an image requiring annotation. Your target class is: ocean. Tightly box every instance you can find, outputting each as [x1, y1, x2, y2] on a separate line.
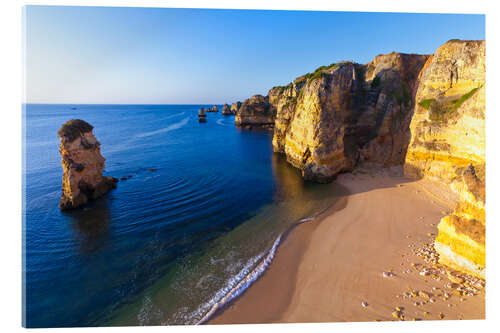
[23, 104, 346, 327]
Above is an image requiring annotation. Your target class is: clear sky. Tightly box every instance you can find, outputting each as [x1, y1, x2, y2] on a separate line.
[24, 6, 485, 104]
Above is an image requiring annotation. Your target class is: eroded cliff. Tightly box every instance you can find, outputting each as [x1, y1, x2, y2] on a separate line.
[231, 39, 486, 278]
[234, 94, 276, 129]
[58, 119, 117, 210]
[404, 40, 485, 278]
[269, 54, 428, 182]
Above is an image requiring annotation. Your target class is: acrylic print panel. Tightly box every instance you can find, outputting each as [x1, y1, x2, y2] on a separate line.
[22, 5, 485, 327]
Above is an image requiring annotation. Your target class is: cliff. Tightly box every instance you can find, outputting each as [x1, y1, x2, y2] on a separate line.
[231, 39, 485, 278]
[58, 119, 117, 210]
[234, 94, 276, 129]
[404, 40, 485, 278]
[269, 54, 428, 182]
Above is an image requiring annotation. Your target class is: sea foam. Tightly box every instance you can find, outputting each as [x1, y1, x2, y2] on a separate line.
[195, 214, 317, 325]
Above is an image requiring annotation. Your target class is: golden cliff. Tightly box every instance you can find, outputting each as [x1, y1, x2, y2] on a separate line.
[404, 40, 485, 278]
[232, 39, 485, 278]
[235, 95, 276, 129]
[268, 54, 428, 182]
[58, 119, 117, 210]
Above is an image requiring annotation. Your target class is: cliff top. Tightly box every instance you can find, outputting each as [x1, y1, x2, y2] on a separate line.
[444, 39, 484, 44]
[270, 61, 358, 94]
[58, 119, 94, 142]
[265, 39, 483, 98]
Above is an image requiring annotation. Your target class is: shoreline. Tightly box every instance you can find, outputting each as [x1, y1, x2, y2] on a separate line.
[205, 195, 348, 324]
[208, 164, 485, 324]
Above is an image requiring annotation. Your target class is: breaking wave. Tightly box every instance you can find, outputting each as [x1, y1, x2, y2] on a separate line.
[195, 215, 318, 325]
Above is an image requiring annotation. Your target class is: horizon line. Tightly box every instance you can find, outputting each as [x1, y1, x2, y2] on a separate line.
[23, 102, 233, 105]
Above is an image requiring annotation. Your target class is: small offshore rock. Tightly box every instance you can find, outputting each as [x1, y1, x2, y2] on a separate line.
[222, 103, 233, 115]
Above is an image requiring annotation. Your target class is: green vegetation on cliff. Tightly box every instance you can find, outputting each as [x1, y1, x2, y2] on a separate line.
[301, 62, 346, 84]
[449, 87, 480, 111]
[418, 98, 435, 110]
[426, 86, 480, 123]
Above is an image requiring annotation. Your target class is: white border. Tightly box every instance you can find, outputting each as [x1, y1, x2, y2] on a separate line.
[1, 1, 498, 333]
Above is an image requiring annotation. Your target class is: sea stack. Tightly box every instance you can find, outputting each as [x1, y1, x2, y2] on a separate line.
[235, 94, 276, 130]
[221, 104, 232, 115]
[231, 101, 241, 114]
[58, 119, 117, 210]
[198, 107, 207, 122]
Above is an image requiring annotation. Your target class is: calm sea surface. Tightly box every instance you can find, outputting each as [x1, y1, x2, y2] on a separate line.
[23, 104, 346, 327]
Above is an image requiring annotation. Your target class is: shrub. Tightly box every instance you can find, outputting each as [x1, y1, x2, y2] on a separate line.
[418, 98, 435, 110]
[449, 87, 480, 111]
[306, 62, 343, 84]
[428, 86, 480, 123]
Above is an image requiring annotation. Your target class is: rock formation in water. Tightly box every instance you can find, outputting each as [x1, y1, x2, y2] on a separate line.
[404, 40, 485, 278]
[222, 104, 233, 115]
[58, 119, 117, 210]
[269, 54, 428, 182]
[198, 107, 207, 122]
[235, 94, 276, 129]
[231, 101, 242, 114]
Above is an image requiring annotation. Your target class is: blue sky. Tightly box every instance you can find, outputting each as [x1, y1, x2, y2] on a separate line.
[24, 6, 485, 104]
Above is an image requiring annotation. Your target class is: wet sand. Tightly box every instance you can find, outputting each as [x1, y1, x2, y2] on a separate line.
[208, 165, 485, 324]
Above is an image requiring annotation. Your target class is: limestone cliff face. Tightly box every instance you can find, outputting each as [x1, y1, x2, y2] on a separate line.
[271, 62, 361, 181]
[58, 119, 117, 210]
[270, 54, 428, 182]
[404, 40, 485, 278]
[358, 53, 429, 164]
[235, 94, 276, 129]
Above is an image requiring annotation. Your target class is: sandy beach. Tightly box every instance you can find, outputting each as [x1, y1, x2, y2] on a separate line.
[208, 164, 485, 324]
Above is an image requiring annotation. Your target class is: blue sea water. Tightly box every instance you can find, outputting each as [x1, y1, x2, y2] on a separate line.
[23, 104, 346, 327]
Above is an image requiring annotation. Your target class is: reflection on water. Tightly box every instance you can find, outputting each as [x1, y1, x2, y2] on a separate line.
[66, 199, 111, 254]
[271, 154, 305, 201]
